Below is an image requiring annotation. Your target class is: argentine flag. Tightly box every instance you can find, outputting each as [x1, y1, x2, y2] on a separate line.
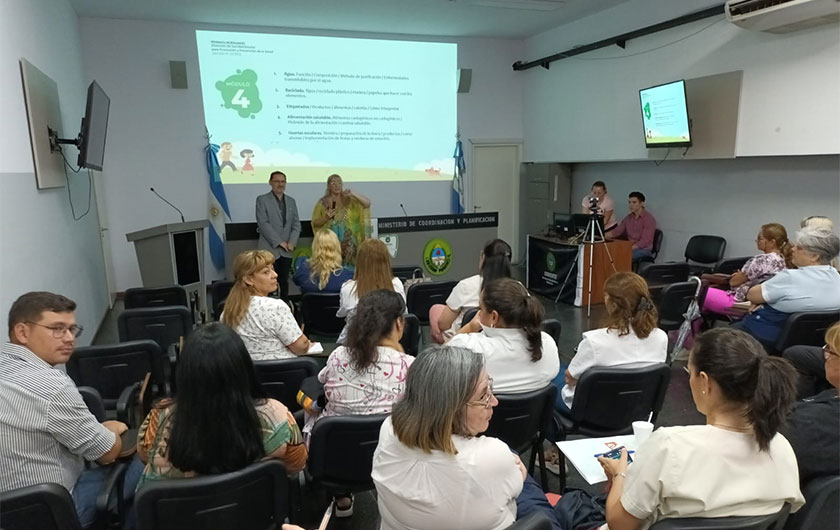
[452, 139, 465, 214]
[205, 143, 232, 270]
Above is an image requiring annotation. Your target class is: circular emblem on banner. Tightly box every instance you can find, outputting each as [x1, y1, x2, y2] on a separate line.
[546, 252, 557, 273]
[423, 238, 453, 276]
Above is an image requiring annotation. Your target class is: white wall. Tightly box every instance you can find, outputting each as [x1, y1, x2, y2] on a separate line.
[78, 18, 524, 290]
[572, 156, 840, 263]
[522, 0, 840, 162]
[0, 0, 109, 345]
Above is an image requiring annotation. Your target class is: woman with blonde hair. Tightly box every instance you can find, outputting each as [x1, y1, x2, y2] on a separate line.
[292, 229, 353, 293]
[336, 238, 405, 344]
[311, 174, 371, 264]
[557, 271, 667, 412]
[221, 250, 310, 360]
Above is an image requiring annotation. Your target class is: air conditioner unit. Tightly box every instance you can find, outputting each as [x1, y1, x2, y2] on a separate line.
[725, 0, 840, 33]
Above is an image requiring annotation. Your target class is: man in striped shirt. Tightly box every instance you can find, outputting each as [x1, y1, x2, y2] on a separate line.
[0, 292, 127, 526]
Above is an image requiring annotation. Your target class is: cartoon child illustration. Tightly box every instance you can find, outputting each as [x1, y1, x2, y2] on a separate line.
[240, 149, 255, 174]
[219, 142, 236, 172]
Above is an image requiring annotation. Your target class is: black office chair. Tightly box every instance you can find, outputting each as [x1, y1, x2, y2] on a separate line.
[684, 235, 726, 276]
[0, 482, 84, 530]
[209, 280, 234, 321]
[657, 281, 700, 333]
[774, 310, 840, 354]
[392, 265, 423, 283]
[640, 262, 690, 286]
[554, 364, 671, 491]
[253, 357, 320, 413]
[503, 511, 555, 530]
[784, 475, 840, 530]
[406, 281, 457, 325]
[124, 286, 188, 310]
[650, 503, 790, 529]
[300, 292, 344, 340]
[399, 313, 422, 356]
[67, 340, 164, 416]
[636, 228, 664, 268]
[712, 256, 751, 275]
[484, 384, 557, 491]
[307, 414, 388, 502]
[118, 306, 192, 353]
[135, 460, 289, 530]
[542, 319, 562, 347]
[462, 307, 479, 325]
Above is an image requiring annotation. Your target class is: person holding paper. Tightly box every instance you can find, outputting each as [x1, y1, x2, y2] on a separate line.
[311, 174, 371, 265]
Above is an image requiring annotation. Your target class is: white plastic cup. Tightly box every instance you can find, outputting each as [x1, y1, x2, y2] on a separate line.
[633, 420, 654, 447]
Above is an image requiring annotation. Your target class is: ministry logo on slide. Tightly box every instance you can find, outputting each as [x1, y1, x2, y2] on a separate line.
[215, 69, 263, 119]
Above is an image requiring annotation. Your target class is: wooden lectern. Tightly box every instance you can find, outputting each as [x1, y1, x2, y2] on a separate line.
[126, 221, 208, 318]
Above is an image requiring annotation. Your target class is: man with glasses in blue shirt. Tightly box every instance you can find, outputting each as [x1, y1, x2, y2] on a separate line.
[0, 291, 131, 526]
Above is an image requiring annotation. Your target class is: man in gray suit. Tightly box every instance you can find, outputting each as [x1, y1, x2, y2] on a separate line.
[256, 171, 301, 301]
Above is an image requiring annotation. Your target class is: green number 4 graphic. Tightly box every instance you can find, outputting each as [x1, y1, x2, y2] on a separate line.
[643, 102, 651, 120]
[215, 69, 263, 119]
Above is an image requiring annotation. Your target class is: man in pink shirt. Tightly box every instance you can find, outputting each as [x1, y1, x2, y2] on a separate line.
[580, 181, 617, 231]
[610, 191, 657, 263]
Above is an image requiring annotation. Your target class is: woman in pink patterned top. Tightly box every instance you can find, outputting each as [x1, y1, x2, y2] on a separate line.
[703, 223, 793, 315]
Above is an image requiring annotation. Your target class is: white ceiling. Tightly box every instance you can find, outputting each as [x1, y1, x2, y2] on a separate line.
[68, 0, 630, 39]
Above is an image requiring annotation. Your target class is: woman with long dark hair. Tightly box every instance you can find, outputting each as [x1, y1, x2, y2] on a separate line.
[136, 323, 307, 488]
[592, 328, 804, 529]
[431, 238, 512, 343]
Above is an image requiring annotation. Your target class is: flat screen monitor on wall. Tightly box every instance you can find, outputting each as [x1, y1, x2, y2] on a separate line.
[77, 81, 110, 170]
[639, 80, 691, 148]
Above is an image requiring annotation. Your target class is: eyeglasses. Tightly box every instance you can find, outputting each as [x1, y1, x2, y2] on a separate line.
[26, 321, 83, 339]
[824, 344, 839, 360]
[467, 377, 495, 409]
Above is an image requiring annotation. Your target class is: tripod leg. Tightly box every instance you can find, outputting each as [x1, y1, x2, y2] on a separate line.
[554, 245, 582, 304]
[595, 222, 618, 273]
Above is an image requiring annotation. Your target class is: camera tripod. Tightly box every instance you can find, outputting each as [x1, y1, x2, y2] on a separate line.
[554, 212, 617, 317]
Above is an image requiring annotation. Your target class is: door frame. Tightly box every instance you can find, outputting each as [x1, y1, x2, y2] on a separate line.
[467, 138, 523, 262]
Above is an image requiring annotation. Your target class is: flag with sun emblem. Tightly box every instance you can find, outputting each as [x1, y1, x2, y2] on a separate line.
[205, 140, 231, 269]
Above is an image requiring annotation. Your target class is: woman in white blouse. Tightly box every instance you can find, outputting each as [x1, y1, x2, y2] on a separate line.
[592, 328, 804, 529]
[449, 278, 559, 393]
[336, 238, 405, 344]
[221, 250, 310, 360]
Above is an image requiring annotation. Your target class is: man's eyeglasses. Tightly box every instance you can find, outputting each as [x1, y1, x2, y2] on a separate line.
[467, 377, 495, 409]
[26, 322, 83, 339]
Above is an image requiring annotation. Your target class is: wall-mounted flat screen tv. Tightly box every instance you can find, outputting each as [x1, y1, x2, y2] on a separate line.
[77, 81, 110, 170]
[639, 80, 691, 148]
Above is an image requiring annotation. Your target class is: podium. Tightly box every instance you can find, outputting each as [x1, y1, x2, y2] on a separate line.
[126, 220, 208, 318]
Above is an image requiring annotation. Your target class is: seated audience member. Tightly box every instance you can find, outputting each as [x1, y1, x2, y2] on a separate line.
[0, 292, 136, 527]
[336, 238, 405, 344]
[449, 278, 559, 393]
[293, 229, 353, 294]
[581, 180, 618, 231]
[784, 343, 833, 400]
[555, 272, 667, 412]
[137, 323, 306, 489]
[801, 215, 833, 230]
[703, 223, 792, 316]
[609, 191, 657, 263]
[372, 346, 562, 530]
[221, 250, 310, 360]
[783, 322, 840, 486]
[591, 328, 804, 529]
[431, 238, 512, 344]
[736, 227, 840, 351]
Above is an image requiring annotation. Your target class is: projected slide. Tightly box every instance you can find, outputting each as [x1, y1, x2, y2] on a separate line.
[195, 31, 457, 184]
[639, 80, 691, 147]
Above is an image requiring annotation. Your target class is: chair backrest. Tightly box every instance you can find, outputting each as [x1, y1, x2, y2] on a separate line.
[641, 262, 690, 285]
[253, 357, 320, 412]
[392, 266, 423, 282]
[712, 256, 751, 275]
[67, 340, 162, 408]
[541, 319, 562, 347]
[784, 475, 840, 530]
[124, 286, 188, 310]
[484, 384, 558, 454]
[684, 235, 727, 266]
[135, 460, 288, 530]
[300, 292, 345, 337]
[77, 386, 107, 422]
[399, 313, 422, 356]
[651, 229, 664, 260]
[0, 482, 84, 530]
[650, 503, 790, 529]
[118, 306, 192, 352]
[503, 511, 555, 530]
[774, 310, 840, 353]
[210, 280, 235, 321]
[462, 307, 479, 326]
[307, 414, 388, 493]
[658, 281, 700, 330]
[569, 364, 671, 434]
[406, 281, 457, 324]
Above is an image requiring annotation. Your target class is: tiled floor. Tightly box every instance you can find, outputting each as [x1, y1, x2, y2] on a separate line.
[95, 271, 705, 529]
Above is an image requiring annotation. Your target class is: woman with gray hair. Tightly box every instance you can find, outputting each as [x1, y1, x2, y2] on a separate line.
[736, 227, 840, 351]
[371, 346, 562, 530]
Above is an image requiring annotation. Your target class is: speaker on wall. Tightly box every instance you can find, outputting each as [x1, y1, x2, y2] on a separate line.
[457, 68, 472, 94]
[169, 60, 188, 89]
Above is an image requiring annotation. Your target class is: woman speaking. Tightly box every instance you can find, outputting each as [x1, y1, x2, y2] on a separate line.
[311, 174, 371, 265]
